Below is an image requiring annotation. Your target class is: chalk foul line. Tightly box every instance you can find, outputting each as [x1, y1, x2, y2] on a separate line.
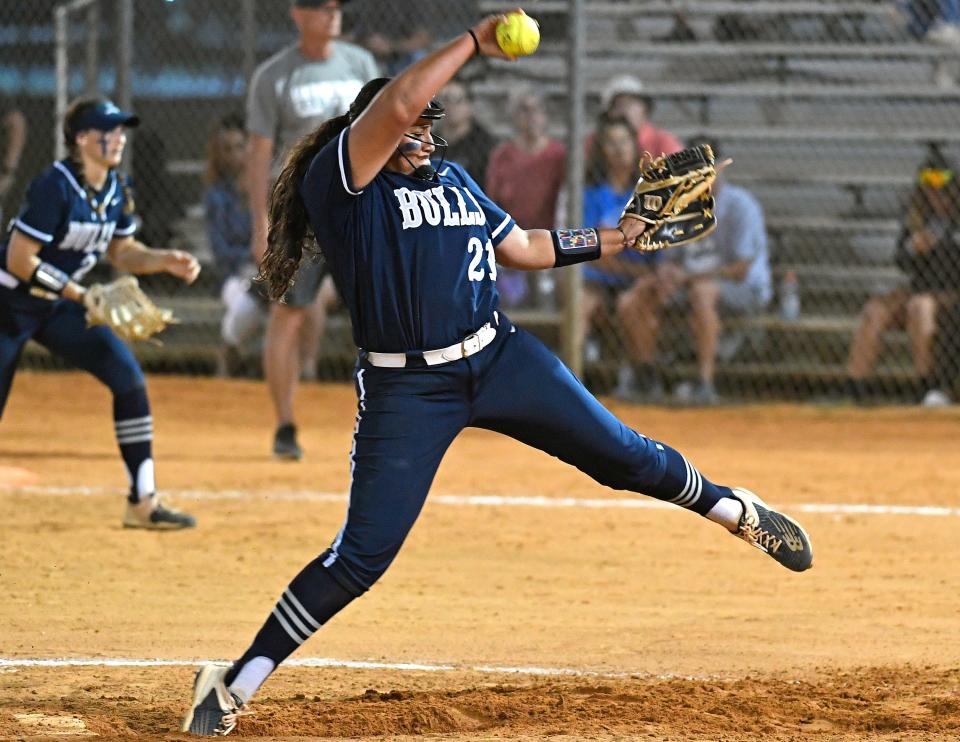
[0, 656, 716, 681]
[3, 485, 959, 518]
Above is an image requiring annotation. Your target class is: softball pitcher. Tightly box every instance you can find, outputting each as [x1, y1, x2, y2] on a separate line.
[183, 13, 812, 735]
[0, 97, 198, 530]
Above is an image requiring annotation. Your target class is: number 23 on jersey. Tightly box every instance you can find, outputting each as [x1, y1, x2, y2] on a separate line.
[467, 237, 497, 282]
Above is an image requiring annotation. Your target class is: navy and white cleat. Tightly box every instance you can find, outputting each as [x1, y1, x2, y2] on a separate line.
[730, 488, 813, 572]
[182, 665, 249, 736]
[123, 493, 196, 530]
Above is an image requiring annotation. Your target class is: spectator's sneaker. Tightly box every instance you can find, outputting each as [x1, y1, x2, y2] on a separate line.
[927, 21, 960, 46]
[673, 380, 718, 406]
[273, 424, 303, 461]
[922, 388, 952, 408]
[730, 488, 813, 572]
[642, 379, 667, 404]
[123, 494, 196, 530]
[691, 381, 720, 406]
[182, 665, 250, 736]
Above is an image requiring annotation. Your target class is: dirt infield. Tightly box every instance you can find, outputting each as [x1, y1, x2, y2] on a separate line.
[1, 371, 959, 740]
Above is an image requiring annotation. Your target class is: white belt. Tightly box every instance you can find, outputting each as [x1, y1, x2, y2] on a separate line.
[366, 321, 498, 368]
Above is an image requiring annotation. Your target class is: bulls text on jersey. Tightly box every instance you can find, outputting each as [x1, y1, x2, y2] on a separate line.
[393, 185, 487, 230]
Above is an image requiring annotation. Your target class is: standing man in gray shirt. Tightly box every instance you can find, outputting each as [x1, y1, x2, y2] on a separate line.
[247, 0, 378, 460]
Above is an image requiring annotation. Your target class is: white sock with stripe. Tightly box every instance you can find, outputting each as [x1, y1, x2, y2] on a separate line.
[644, 442, 734, 516]
[223, 559, 358, 701]
[228, 656, 274, 704]
[114, 391, 155, 502]
[706, 497, 744, 532]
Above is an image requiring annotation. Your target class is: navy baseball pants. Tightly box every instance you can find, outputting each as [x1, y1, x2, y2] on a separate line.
[0, 292, 145, 417]
[320, 315, 727, 596]
[225, 313, 736, 679]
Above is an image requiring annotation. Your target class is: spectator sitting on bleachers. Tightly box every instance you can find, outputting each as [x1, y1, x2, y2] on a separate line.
[205, 113, 253, 283]
[485, 87, 566, 307]
[846, 147, 960, 404]
[437, 80, 497, 189]
[203, 113, 265, 376]
[579, 115, 657, 371]
[617, 138, 771, 405]
[594, 75, 682, 160]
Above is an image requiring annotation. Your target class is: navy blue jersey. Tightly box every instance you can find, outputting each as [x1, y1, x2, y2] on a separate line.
[0, 159, 137, 296]
[301, 126, 515, 352]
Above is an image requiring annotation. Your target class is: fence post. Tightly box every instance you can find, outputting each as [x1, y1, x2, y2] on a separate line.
[116, 0, 133, 110]
[54, 4, 68, 160]
[242, 0, 256, 85]
[562, 0, 586, 376]
[85, 2, 99, 95]
[116, 0, 133, 169]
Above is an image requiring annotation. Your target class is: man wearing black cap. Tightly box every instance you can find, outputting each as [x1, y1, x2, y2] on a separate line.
[247, 0, 378, 461]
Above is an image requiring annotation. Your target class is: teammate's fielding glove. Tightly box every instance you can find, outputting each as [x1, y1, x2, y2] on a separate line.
[83, 276, 176, 343]
[619, 144, 729, 252]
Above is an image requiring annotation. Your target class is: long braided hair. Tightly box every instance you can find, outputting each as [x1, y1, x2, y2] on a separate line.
[256, 112, 350, 301]
[258, 77, 395, 301]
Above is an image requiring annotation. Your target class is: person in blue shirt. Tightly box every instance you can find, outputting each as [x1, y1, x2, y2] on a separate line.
[182, 15, 813, 736]
[203, 113, 267, 373]
[204, 113, 253, 283]
[0, 97, 199, 530]
[581, 114, 660, 368]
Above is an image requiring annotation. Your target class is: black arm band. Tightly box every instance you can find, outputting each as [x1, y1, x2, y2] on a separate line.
[551, 228, 602, 267]
[467, 29, 481, 57]
[29, 261, 71, 296]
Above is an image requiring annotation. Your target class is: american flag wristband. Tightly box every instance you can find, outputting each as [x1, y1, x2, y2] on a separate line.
[551, 228, 602, 268]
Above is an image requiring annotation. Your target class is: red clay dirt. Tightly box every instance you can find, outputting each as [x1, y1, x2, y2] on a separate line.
[1, 372, 959, 740]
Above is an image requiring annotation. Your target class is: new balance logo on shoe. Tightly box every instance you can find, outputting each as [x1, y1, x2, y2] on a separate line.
[771, 514, 807, 553]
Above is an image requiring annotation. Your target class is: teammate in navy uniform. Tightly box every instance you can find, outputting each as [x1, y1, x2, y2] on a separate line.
[183, 14, 813, 735]
[0, 97, 199, 530]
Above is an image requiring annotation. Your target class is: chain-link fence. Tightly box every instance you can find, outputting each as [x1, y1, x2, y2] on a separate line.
[4, 0, 960, 405]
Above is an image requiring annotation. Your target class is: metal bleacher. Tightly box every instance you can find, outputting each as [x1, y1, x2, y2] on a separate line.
[42, 0, 950, 395]
[473, 0, 958, 397]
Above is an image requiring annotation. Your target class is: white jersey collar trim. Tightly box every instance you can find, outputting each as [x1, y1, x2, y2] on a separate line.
[53, 161, 88, 200]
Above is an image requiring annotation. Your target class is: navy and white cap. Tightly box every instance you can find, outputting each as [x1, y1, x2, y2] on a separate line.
[69, 100, 140, 134]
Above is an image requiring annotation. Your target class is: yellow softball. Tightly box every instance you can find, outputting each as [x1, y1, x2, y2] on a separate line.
[496, 11, 540, 57]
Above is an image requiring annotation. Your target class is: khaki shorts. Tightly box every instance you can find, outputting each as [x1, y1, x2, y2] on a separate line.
[667, 279, 769, 316]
